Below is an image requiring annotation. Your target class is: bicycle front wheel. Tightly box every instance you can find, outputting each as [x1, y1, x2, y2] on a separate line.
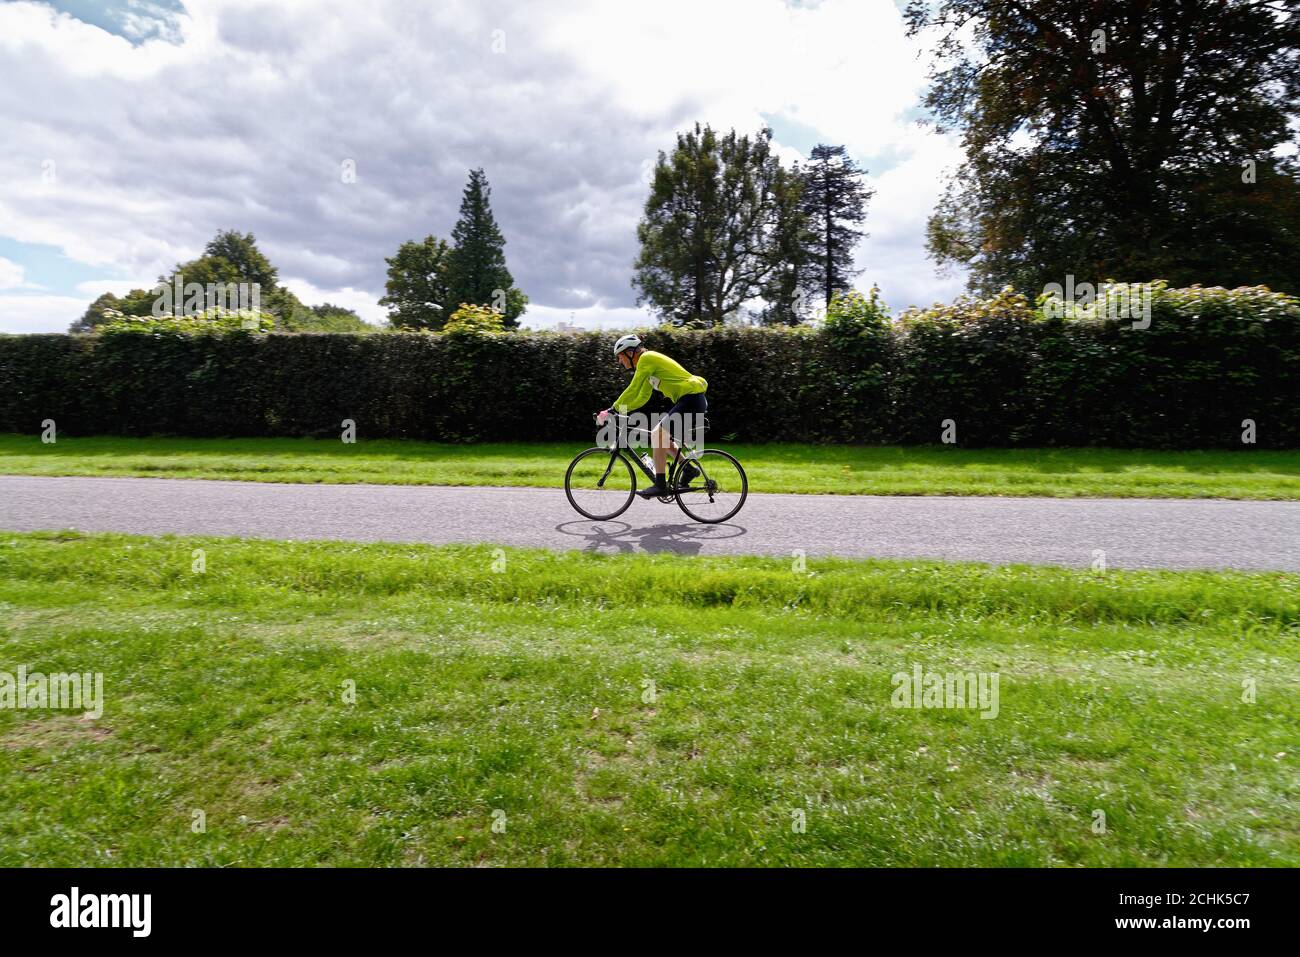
[675, 449, 747, 524]
[565, 447, 636, 520]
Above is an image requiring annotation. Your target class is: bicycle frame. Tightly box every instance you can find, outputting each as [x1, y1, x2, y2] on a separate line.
[594, 412, 707, 489]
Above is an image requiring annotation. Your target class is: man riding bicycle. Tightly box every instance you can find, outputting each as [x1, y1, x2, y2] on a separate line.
[597, 334, 707, 499]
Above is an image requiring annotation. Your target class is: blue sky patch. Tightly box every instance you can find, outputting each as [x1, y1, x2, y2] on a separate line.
[2, 237, 95, 295]
[46, 0, 187, 45]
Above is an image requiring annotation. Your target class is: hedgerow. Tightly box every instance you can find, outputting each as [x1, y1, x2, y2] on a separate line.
[1, 284, 1295, 447]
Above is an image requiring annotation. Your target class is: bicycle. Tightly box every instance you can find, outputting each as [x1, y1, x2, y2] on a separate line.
[564, 411, 748, 524]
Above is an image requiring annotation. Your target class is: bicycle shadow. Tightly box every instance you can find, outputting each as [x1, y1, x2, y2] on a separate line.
[554, 519, 747, 556]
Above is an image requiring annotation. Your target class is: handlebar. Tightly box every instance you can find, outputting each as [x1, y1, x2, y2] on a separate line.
[596, 409, 643, 426]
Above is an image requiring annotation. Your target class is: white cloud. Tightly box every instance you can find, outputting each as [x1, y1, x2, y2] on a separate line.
[279, 278, 386, 326]
[0, 1, 212, 80]
[855, 125, 969, 311]
[0, 0, 964, 335]
[0, 294, 86, 333]
[0, 257, 27, 290]
[540, 0, 925, 159]
[75, 278, 146, 297]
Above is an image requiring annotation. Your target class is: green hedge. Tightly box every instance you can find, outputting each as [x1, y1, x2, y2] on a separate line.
[1, 284, 1297, 448]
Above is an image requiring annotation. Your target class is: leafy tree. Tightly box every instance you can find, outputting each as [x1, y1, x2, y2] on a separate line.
[755, 261, 807, 326]
[907, 0, 1300, 294]
[261, 286, 307, 321]
[758, 163, 818, 326]
[281, 303, 372, 332]
[822, 285, 891, 335]
[634, 124, 807, 326]
[161, 252, 243, 298]
[71, 292, 121, 332]
[801, 144, 873, 308]
[150, 229, 295, 320]
[380, 235, 453, 329]
[754, 201, 811, 325]
[201, 230, 278, 291]
[445, 169, 527, 327]
[72, 229, 358, 333]
[70, 288, 155, 332]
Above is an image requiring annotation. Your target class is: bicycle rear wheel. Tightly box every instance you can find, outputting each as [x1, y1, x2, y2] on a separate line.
[565, 447, 636, 520]
[674, 449, 747, 524]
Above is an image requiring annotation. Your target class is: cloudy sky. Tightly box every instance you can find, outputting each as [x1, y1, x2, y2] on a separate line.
[0, 0, 968, 332]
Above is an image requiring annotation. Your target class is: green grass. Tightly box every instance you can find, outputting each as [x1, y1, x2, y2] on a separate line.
[2, 433, 1298, 498]
[0, 530, 1296, 866]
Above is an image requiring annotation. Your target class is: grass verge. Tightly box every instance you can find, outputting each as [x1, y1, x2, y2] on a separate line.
[1, 434, 1298, 498]
[0, 530, 1296, 866]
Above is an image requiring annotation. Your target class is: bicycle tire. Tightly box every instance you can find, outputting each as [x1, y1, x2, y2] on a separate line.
[674, 449, 748, 524]
[564, 447, 636, 520]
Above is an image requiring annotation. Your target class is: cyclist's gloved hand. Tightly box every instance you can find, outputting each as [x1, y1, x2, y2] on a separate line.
[596, 409, 610, 425]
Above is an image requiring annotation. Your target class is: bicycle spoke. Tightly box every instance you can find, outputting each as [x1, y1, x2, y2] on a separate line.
[675, 450, 747, 523]
[566, 449, 635, 521]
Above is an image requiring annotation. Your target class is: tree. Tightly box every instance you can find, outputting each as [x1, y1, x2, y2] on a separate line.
[445, 169, 528, 326]
[757, 170, 817, 326]
[71, 292, 122, 333]
[192, 231, 306, 318]
[380, 235, 452, 329]
[801, 144, 873, 308]
[633, 124, 808, 326]
[202, 230, 278, 291]
[69, 288, 155, 332]
[154, 229, 299, 319]
[280, 303, 372, 332]
[907, 0, 1300, 295]
[71, 228, 361, 333]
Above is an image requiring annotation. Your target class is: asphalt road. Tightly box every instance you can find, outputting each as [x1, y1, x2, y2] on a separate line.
[1, 474, 1297, 571]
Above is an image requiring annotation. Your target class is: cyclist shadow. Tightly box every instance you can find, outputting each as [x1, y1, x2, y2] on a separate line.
[554, 520, 747, 556]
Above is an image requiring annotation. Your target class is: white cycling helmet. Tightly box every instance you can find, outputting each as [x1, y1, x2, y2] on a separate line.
[613, 333, 642, 357]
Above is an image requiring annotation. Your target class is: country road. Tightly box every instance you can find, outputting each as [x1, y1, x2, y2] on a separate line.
[2, 474, 1297, 571]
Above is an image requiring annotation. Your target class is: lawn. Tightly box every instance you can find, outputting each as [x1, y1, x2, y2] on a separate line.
[1, 434, 1298, 499]
[0, 530, 1295, 866]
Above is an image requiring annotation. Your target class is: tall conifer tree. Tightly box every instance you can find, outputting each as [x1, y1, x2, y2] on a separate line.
[801, 145, 873, 308]
[445, 168, 527, 326]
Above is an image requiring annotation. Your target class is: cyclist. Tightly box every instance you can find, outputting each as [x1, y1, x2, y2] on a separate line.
[598, 334, 707, 499]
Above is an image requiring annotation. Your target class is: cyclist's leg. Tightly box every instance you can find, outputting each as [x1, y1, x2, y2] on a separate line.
[651, 423, 672, 475]
[633, 396, 675, 497]
[661, 393, 707, 479]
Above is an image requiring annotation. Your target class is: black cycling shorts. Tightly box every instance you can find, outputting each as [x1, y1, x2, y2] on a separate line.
[655, 391, 707, 449]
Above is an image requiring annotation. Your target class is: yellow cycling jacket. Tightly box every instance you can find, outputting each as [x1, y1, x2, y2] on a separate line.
[611, 351, 708, 413]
